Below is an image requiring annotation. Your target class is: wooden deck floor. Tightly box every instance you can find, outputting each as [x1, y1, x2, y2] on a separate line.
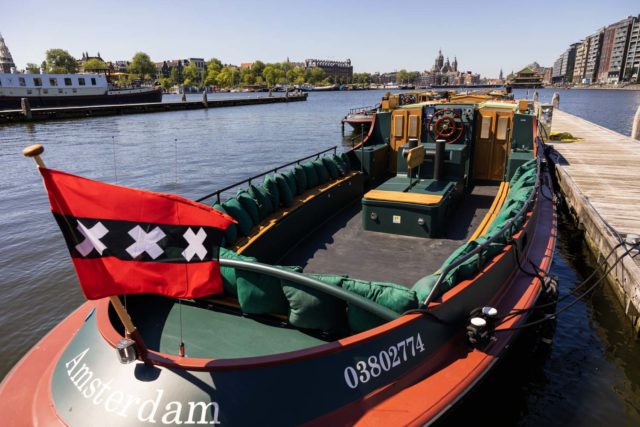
[551, 110, 640, 236]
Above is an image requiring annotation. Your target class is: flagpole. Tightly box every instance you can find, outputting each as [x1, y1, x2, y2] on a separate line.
[22, 144, 148, 360]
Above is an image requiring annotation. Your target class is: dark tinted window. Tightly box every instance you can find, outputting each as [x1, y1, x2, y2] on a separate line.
[78, 78, 85, 86]
[49, 78, 58, 86]
[64, 78, 72, 86]
[34, 78, 42, 86]
[91, 78, 96, 85]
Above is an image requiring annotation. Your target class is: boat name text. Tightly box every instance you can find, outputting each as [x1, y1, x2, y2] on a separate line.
[65, 348, 221, 424]
[343, 333, 425, 389]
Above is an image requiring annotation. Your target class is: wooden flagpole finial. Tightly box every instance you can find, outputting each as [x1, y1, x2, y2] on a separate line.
[109, 296, 148, 358]
[22, 144, 46, 168]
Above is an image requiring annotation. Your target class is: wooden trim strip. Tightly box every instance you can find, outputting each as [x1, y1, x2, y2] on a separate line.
[233, 171, 360, 253]
[363, 189, 443, 205]
[468, 181, 509, 241]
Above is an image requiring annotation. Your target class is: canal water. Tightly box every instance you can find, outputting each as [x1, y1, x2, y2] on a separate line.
[1, 88, 639, 425]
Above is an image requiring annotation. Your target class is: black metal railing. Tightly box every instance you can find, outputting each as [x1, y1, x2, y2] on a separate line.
[421, 138, 543, 307]
[196, 146, 338, 204]
[346, 104, 378, 115]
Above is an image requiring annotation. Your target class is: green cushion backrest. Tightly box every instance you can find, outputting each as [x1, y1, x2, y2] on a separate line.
[219, 247, 258, 297]
[274, 173, 294, 207]
[222, 198, 254, 236]
[412, 274, 439, 302]
[236, 190, 260, 224]
[340, 153, 352, 172]
[342, 279, 418, 333]
[248, 184, 273, 220]
[301, 161, 319, 188]
[263, 175, 280, 209]
[213, 203, 237, 246]
[238, 264, 302, 315]
[283, 170, 298, 196]
[313, 159, 330, 184]
[510, 158, 536, 183]
[293, 164, 308, 193]
[282, 274, 348, 333]
[332, 154, 348, 176]
[322, 156, 339, 179]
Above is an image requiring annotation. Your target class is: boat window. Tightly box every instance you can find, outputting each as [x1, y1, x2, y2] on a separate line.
[33, 78, 42, 86]
[43, 89, 48, 94]
[64, 78, 72, 86]
[480, 116, 491, 139]
[72, 88, 77, 93]
[394, 115, 404, 137]
[0, 79, 2, 86]
[78, 78, 85, 86]
[58, 89, 63, 94]
[19, 77, 26, 87]
[496, 117, 509, 140]
[408, 115, 419, 138]
[91, 78, 97, 85]
[27, 89, 32, 94]
[49, 78, 58, 86]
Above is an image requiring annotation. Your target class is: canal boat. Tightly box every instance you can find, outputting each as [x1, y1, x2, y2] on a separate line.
[342, 104, 378, 131]
[0, 97, 556, 426]
[0, 71, 162, 109]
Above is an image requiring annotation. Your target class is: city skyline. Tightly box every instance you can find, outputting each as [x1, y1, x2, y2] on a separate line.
[3, 0, 639, 77]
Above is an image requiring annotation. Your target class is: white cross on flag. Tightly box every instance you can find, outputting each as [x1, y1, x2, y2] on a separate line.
[126, 225, 166, 259]
[75, 220, 108, 257]
[182, 227, 208, 261]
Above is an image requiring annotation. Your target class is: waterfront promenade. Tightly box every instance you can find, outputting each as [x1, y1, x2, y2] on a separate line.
[551, 109, 640, 333]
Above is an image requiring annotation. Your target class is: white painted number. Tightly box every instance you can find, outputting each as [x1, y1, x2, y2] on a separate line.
[343, 333, 426, 389]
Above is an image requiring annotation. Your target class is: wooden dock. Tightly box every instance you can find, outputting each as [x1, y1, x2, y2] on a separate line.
[0, 93, 307, 124]
[550, 109, 640, 334]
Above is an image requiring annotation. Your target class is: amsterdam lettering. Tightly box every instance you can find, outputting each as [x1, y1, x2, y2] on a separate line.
[65, 349, 221, 424]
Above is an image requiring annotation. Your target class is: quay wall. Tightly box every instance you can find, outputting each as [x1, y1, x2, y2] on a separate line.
[549, 109, 640, 335]
[0, 93, 307, 124]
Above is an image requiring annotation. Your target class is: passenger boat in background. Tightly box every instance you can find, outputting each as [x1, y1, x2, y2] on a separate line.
[341, 104, 378, 131]
[0, 71, 162, 109]
[0, 93, 556, 425]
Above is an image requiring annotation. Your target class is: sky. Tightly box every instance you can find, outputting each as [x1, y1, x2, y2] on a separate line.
[2, 0, 639, 78]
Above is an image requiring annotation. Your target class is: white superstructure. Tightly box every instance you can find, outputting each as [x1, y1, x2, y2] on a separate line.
[0, 72, 109, 98]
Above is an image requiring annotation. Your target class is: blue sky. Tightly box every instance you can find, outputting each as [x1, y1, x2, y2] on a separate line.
[2, 0, 638, 77]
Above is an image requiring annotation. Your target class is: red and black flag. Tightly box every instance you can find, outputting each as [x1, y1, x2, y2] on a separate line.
[39, 167, 234, 300]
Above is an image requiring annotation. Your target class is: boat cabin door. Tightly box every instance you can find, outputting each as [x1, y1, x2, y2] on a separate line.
[472, 109, 513, 181]
[390, 109, 422, 173]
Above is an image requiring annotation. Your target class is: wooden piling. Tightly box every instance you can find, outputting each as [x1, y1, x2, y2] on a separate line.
[632, 104, 640, 141]
[20, 98, 32, 119]
[533, 91, 538, 103]
[202, 90, 208, 108]
[181, 93, 187, 102]
[551, 92, 559, 109]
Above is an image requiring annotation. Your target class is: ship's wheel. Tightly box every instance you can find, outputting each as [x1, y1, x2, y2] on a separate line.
[428, 109, 464, 143]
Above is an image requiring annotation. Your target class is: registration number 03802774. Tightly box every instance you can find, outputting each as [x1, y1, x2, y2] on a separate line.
[343, 333, 425, 389]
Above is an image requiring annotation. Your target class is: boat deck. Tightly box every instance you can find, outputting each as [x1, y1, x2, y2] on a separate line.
[281, 183, 499, 287]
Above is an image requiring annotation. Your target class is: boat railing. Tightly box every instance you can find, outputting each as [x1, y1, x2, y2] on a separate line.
[347, 105, 378, 115]
[219, 258, 399, 321]
[421, 139, 543, 308]
[196, 146, 338, 204]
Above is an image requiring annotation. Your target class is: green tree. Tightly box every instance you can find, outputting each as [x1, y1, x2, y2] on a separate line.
[129, 52, 156, 79]
[204, 58, 223, 86]
[44, 49, 79, 73]
[308, 67, 326, 84]
[396, 69, 409, 84]
[240, 67, 256, 85]
[170, 67, 181, 85]
[83, 58, 108, 72]
[262, 64, 282, 87]
[183, 62, 202, 87]
[252, 60, 265, 76]
[217, 66, 240, 88]
[25, 63, 40, 74]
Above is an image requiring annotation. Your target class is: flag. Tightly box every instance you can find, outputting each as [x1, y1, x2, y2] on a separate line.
[39, 167, 234, 300]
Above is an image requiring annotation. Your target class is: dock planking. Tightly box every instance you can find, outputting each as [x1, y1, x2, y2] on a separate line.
[550, 109, 640, 333]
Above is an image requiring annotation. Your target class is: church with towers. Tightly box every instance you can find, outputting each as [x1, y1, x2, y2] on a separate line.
[0, 33, 16, 73]
[417, 49, 479, 86]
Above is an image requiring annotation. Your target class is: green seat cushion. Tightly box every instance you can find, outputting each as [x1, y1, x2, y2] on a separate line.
[248, 184, 273, 220]
[213, 203, 237, 246]
[412, 274, 439, 303]
[263, 175, 281, 209]
[301, 161, 319, 188]
[274, 173, 294, 207]
[283, 170, 298, 196]
[332, 154, 348, 176]
[313, 159, 330, 184]
[238, 265, 302, 315]
[236, 190, 260, 224]
[293, 164, 308, 194]
[219, 248, 258, 297]
[341, 279, 418, 333]
[340, 152, 352, 172]
[222, 198, 254, 236]
[322, 156, 340, 179]
[510, 159, 536, 183]
[282, 274, 347, 333]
